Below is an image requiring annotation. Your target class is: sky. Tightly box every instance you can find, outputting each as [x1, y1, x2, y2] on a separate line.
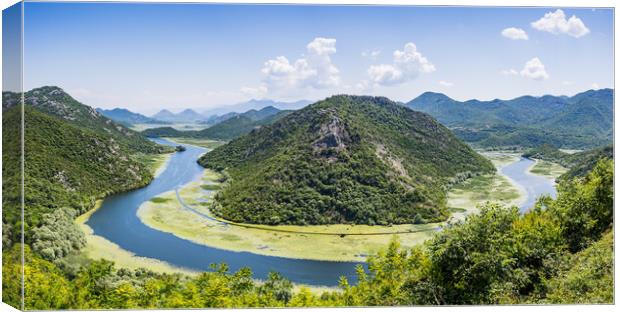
[12, 2, 615, 114]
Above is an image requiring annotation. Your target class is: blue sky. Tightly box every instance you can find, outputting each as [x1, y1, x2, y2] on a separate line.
[18, 3, 614, 114]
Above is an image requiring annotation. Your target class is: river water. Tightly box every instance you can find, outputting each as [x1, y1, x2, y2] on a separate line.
[87, 141, 557, 286]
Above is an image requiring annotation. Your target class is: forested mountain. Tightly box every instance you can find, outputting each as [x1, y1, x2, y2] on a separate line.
[96, 108, 168, 126]
[2, 87, 171, 258]
[3, 86, 165, 153]
[143, 106, 291, 141]
[523, 144, 613, 180]
[407, 89, 613, 148]
[198, 95, 494, 226]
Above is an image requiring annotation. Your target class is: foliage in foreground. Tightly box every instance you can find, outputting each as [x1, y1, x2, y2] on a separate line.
[3, 159, 613, 309]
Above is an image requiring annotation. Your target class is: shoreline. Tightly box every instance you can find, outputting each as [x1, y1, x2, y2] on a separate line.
[136, 153, 528, 263]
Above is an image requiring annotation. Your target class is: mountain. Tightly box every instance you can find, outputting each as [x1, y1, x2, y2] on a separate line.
[407, 89, 613, 149]
[201, 99, 311, 116]
[96, 108, 168, 126]
[143, 106, 290, 141]
[2, 88, 172, 250]
[201, 111, 239, 125]
[152, 109, 176, 121]
[3, 86, 164, 153]
[151, 108, 207, 123]
[176, 109, 205, 122]
[198, 95, 494, 226]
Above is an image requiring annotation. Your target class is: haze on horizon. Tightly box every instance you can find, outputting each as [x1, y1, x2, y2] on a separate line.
[11, 3, 614, 114]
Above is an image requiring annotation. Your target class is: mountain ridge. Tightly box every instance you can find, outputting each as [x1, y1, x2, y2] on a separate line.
[407, 88, 613, 148]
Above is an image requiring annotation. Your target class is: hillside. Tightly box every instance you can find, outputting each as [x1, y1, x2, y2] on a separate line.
[523, 144, 613, 180]
[3, 86, 166, 153]
[96, 108, 168, 126]
[198, 95, 494, 226]
[143, 106, 291, 141]
[2, 105, 158, 239]
[407, 89, 613, 149]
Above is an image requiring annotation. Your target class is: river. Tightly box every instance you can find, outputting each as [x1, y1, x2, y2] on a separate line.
[500, 157, 558, 212]
[87, 141, 557, 286]
[86, 138, 362, 286]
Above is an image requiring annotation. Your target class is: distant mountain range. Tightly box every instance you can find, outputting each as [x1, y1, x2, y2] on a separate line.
[151, 108, 206, 123]
[201, 99, 312, 117]
[407, 89, 613, 149]
[143, 106, 291, 141]
[96, 108, 168, 126]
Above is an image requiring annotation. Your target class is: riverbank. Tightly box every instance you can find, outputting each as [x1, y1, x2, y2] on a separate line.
[138, 169, 439, 262]
[75, 200, 198, 275]
[528, 159, 568, 179]
[137, 152, 530, 262]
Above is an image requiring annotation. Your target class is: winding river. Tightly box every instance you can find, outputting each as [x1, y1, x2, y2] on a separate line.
[87, 141, 558, 286]
[86, 138, 363, 286]
[500, 157, 559, 212]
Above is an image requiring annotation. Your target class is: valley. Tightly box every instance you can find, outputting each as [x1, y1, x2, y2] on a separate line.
[3, 86, 612, 308]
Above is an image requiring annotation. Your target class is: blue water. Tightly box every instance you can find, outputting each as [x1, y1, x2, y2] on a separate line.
[86, 138, 363, 286]
[500, 157, 558, 212]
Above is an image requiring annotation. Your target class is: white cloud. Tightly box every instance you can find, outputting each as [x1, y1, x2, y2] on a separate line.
[439, 80, 454, 87]
[367, 42, 435, 86]
[591, 83, 600, 89]
[519, 57, 549, 80]
[501, 69, 519, 76]
[501, 27, 529, 40]
[362, 49, 381, 59]
[261, 37, 340, 91]
[562, 80, 574, 85]
[531, 9, 590, 38]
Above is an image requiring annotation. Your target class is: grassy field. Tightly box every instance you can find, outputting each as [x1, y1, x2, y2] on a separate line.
[448, 152, 525, 221]
[528, 159, 568, 179]
[166, 137, 226, 149]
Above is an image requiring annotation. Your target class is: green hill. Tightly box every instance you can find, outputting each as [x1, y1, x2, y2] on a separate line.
[198, 95, 494, 226]
[2, 87, 171, 254]
[143, 107, 291, 141]
[3, 86, 165, 153]
[407, 89, 613, 149]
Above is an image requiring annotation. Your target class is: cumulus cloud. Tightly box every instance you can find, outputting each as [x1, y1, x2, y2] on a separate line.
[261, 37, 340, 91]
[367, 42, 435, 86]
[439, 80, 454, 87]
[591, 83, 600, 89]
[531, 9, 590, 38]
[501, 27, 529, 40]
[519, 57, 549, 80]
